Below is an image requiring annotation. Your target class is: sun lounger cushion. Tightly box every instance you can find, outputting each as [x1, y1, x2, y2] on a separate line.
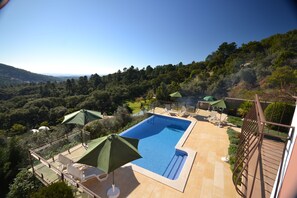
[67, 164, 108, 182]
[83, 166, 108, 181]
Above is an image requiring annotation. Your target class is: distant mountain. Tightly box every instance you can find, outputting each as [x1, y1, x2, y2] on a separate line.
[53, 75, 83, 81]
[0, 63, 61, 86]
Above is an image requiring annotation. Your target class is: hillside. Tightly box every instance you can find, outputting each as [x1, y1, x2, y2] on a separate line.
[0, 29, 296, 130]
[180, 29, 297, 99]
[0, 63, 60, 85]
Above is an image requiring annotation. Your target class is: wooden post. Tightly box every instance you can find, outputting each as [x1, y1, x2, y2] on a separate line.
[28, 150, 35, 175]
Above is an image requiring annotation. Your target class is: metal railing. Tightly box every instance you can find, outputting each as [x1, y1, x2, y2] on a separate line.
[28, 149, 101, 198]
[232, 95, 295, 198]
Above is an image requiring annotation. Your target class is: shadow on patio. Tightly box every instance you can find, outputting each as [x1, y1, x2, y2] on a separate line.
[81, 166, 140, 198]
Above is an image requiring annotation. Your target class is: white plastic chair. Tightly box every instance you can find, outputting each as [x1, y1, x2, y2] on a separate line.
[178, 106, 189, 117]
[58, 154, 74, 170]
[207, 111, 218, 122]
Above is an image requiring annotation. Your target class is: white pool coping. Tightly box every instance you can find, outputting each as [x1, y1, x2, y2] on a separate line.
[123, 113, 197, 192]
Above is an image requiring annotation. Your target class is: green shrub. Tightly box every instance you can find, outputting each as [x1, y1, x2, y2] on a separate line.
[264, 102, 295, 132]
[226, 128, 242, 185]
[115, 106, 132, 126]
[237, 101, 253, 117]
[227, 129, 237, 137]
[229, 155, 236, 168]
[85, 106, 147, 140]
[226, 128, 240, 166]
[227, 116, 243, 128]
[227, 128, 240, 139]
[229, 137, 240, 145]
[228, 144, 238, 155]
[119, 114, 149, 132]
[10, 123, 27, 135]
[7, 169, 42, 198]
[39, 121, 49, 127]
[31, 181, 74, 198]
[85, 121, 106, 139]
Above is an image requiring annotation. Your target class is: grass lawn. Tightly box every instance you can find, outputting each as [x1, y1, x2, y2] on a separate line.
[127, 101, 142, 114]
[127, 100, 151, 114]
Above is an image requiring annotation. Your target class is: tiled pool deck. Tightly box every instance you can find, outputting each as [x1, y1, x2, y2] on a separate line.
[33, 108, 238, 198]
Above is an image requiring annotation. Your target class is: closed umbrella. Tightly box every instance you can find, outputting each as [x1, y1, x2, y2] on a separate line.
[77, 133, 142, 197]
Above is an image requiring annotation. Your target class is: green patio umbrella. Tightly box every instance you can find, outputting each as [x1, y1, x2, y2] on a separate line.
[62, 109, 103, 126]
[170, 92, 182, 108]
[203, 96, 216, 101]
[77, 133, 142, 196]
[209, 99, 227, 127]
[170, 91, 182, 98]
[209, 99, 227, 109]
[62, 109, 103, 144]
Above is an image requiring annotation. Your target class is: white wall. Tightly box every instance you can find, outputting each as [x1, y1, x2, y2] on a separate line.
[270, 101, 297, 198]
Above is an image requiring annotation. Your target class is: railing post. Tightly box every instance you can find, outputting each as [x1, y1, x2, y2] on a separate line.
[28, 150, 35, 175]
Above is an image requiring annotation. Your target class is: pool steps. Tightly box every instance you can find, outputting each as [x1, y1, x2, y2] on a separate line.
[163, 154, 187, 180]
[175, 155, 187, 179]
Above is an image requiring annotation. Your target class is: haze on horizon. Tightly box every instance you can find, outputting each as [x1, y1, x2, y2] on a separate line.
[0, 0, 296, 76]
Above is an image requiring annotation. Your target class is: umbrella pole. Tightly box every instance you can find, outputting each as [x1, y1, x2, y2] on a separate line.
[112, 171, 115, 192]
[219, 113, 222, 127]
[81, 129, 83, 145]
[107, 171, 119, 196]
[113, 171, 115, 185]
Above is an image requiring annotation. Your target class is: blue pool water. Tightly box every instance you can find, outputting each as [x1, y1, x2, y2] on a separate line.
[121, 115, 191, 180]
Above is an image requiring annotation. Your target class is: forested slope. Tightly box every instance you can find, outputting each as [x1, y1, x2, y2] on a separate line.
[0, 29, 296, 132]
[0, 63, 59, 85]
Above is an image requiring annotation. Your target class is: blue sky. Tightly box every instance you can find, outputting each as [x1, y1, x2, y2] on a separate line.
[0, 0, 296, 75]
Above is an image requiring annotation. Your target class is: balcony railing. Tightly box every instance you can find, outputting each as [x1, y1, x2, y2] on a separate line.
[232, 95, 295, 198]
[28, 136, 101, 198]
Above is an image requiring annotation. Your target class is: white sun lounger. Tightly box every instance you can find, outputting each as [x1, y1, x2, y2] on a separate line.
[67, 164, 108, 182]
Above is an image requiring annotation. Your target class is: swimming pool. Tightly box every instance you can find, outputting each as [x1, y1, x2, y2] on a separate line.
[121, 115, 191, 179]
[121, 114, 193, 181]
